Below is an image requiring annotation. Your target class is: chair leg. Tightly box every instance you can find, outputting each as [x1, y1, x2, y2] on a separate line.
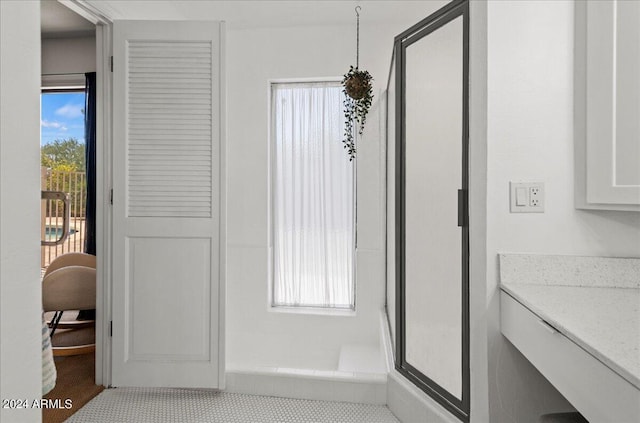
[49, 311, 63, 338]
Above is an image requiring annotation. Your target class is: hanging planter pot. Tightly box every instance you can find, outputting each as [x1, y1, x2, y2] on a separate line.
[342, 7, 373, 161]
[344, 67, 372, 100]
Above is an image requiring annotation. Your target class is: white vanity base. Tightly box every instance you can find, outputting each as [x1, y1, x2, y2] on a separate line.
[501, 292, 639, 423]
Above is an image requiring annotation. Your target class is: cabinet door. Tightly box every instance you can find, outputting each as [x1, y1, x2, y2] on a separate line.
[576, 0, 640, 209]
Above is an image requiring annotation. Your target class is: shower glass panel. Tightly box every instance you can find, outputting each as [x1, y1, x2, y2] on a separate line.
[393, 0, 469, 420]
[404, 14, 463, 398]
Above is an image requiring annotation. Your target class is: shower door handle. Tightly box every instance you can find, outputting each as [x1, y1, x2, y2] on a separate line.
[458, 189, 468, 227]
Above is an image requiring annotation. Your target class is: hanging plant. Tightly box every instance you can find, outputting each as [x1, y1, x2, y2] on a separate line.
[342, 67, 373, 161]
[342, 7, 373, 161]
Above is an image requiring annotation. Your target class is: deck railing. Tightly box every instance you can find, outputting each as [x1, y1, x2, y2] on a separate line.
[41, 167, 87, 269]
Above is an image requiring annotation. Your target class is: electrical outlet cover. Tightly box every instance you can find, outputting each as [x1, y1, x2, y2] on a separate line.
[510, 182, 545, 213]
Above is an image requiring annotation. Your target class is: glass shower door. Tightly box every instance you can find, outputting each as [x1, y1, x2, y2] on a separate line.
[394, 0, 469, 420]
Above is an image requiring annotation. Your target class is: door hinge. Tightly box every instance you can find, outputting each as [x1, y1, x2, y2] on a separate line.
[110, 189, 113, 205]
[110, 56, 113, 72]
[109, 321, 113, 337]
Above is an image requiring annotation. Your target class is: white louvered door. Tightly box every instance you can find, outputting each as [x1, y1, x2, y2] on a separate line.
[111, 21, 223, 388]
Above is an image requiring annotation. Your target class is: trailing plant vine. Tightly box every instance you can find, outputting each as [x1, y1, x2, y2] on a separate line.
[342, 66, 373, 161]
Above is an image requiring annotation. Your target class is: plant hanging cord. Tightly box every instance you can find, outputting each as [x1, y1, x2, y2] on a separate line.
[355, 6, 361, 68]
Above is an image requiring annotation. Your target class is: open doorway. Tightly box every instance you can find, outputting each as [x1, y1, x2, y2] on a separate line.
[40, 1, 103, 422]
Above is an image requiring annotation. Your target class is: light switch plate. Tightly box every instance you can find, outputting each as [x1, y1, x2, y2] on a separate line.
[510, 182, 545, 213]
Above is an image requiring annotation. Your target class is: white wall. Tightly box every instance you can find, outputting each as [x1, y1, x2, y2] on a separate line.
[42, 35, 96, 75]
[225, 4, 442, 369]
[0, 1, 43, 422]
[41, 35, 96, 89]
[486, 1, 640, 422]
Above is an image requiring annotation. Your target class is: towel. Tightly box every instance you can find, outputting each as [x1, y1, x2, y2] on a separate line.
[42, 312, 57, 395]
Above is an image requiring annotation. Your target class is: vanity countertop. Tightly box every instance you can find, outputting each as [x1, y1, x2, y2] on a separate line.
[499, 253, 640, 391]
[500, 282, 639, 390]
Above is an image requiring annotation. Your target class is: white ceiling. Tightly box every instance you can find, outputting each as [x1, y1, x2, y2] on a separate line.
[39, 0, 442, 38]
[83, 0, 441, 29]
[41, 0, 95, 38]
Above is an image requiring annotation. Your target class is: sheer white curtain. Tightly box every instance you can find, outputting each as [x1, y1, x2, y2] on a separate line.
[272, 82, 355, 309]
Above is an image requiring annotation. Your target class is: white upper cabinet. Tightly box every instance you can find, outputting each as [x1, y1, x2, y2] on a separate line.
[575, 0, 640, 211]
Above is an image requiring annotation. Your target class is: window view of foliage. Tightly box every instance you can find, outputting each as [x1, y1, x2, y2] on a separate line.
[41, 137, 85, 172]
[41, 137, 86, 217]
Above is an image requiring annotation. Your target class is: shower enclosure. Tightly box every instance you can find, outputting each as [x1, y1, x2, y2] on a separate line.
[386, 0, 470, 420]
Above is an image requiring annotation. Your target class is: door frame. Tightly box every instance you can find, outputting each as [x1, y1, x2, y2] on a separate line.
[59, 0, 114, 387]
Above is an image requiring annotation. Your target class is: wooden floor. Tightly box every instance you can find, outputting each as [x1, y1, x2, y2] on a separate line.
[43, 352, 104, 423]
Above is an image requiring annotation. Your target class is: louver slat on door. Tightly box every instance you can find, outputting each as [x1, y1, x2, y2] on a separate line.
[127, 41, 213, 218]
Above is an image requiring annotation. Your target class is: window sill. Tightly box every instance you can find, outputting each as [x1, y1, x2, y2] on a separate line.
[268, 305, 356, 317]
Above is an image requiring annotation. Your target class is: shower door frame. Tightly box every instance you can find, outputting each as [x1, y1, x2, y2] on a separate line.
[394, 0, 470, 421]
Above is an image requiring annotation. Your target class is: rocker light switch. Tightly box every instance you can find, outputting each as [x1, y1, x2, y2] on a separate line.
[515, 187, 527, 206]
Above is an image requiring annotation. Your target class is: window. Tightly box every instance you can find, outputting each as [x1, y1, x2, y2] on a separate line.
[40, 90, 88, 268]
[271, 81, 355, 310]
[41, 90, 86, 147]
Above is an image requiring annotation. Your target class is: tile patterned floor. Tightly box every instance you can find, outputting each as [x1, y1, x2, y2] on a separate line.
[66, 388, 399, 423]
